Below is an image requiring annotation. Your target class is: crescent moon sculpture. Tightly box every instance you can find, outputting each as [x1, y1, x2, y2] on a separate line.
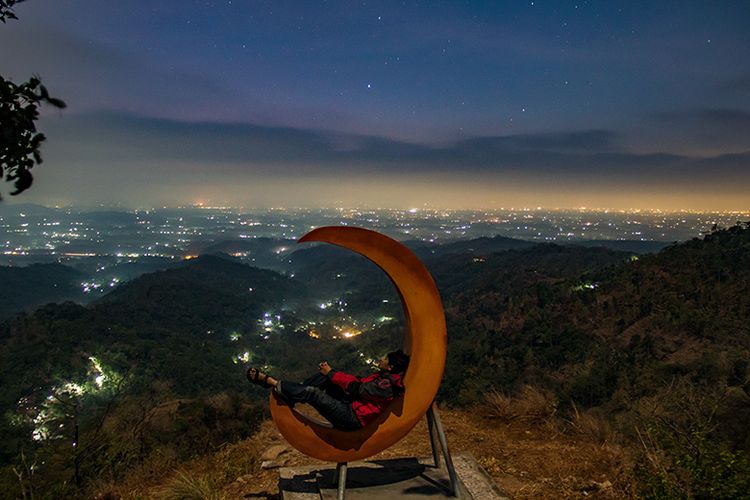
[269, 226, 447, 462]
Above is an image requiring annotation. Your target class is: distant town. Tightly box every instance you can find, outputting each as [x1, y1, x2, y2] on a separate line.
[4, 201, 749, 390]
[3, 204, 748, 266]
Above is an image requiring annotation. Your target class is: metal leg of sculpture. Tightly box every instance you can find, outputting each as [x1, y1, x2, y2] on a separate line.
[335, 462, 347, 500]
[427, 407, 441, 467]
[427, 404, 459, 497]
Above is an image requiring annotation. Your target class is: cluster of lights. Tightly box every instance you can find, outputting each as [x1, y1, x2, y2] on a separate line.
[115, 251, 142, 258]
[13, 356, 120, 443]
[333, 324, 362, 339]
[360, 353, 376, 365]
[233, 351, 252, 364]
[3, 207, 749, 269]
[89, 356, 107, 387]
[81, 277, 120, 294]
[571, 281, 599, 292]
[319, 298, 348, 313]
[259, 312, 284, 334]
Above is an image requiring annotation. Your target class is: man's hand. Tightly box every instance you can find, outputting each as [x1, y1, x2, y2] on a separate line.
[319, 361, 332, 375]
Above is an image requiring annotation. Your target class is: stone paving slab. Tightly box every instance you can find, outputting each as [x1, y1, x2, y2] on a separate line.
[279, 454, 508, 500]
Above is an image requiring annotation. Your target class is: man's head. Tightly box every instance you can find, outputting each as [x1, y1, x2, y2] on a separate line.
[378, 349, 410, 374]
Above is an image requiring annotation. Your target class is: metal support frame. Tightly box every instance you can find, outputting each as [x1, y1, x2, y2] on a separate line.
[427, 406, 441, 467]
[334, 461, 347, 500]
[427, 403, 460, 497]
[329, 403, 457, 500]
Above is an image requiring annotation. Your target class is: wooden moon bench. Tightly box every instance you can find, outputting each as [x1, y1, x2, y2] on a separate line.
[269, 226, 448, 462]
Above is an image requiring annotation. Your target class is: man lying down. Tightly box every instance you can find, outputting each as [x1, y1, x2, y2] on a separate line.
[247, 350, 410, 430]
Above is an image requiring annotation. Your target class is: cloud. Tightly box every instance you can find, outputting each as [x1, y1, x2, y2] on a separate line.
[654, 108, 750, 128]
[9, 109, 746, 210]
[37, 111, 749, 187]
[648, 108, 750, 153]
[42, 111, 618, 166]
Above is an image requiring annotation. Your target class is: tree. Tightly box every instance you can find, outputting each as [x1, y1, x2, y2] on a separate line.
[0, 0, 65, 201]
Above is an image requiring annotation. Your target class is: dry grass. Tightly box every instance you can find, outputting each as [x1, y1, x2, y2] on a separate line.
[567, 404, 617, 445]
[90, 447, 181, 499]
[485, 385, 558, 424]
[106, 408, 640, 499]
[155, 471, 227, 500]
[94, 437, 261, 499]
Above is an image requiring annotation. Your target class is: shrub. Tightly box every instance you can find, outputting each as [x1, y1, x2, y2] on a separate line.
[637, 425, 750, 499]
[634, 380, 750, 499]
[567, 404, 616, 445]
[485, 385, 557, 423]
[155, 470, 226, 500]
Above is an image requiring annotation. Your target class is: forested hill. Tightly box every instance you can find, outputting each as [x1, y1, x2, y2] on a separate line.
[0, 255, 305, 402]
[1, 226, 749, 497]
[93, 254, 304, 331]
[0, 263, 85, 320]
[0, 255, 310, 486]
[441, 224, 750, 485]
[0, 233, 663, 322]
[428, 242, 633, 299]
[444, 224, 750, 396]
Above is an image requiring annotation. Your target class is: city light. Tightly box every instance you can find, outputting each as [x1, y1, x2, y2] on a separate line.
[2, 206, 747, 271]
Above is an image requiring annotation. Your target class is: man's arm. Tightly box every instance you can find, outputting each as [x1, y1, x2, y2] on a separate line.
[319, 361, 360, 394]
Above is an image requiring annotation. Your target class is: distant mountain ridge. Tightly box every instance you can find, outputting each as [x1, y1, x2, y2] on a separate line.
[420, 234, 535, 257]
[570, 239, 672, 254]
[93, 254, 305, 332]
[192, 237, 297, 270]
[0, 263, 85, 320]
[0, 232, 676, 325]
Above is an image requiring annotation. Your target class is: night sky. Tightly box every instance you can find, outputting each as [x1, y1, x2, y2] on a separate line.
[1, 0, 749, 209]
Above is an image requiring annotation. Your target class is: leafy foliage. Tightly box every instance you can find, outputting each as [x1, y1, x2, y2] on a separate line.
[635, 381, 750, 499]
[0, 0, 66, 200]
[0, 0, 21, 23]
[0, 76, 66, 199]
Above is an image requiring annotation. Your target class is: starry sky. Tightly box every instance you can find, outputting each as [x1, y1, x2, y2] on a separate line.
[1, 0, 749, 210]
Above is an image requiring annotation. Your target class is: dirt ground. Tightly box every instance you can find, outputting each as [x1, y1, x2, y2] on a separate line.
[213, 406, 638, 500]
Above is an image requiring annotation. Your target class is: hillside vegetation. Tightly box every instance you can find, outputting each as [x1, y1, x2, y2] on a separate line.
[0, 226, 749, 498]
[0, 263, 85, 320]
[441, 224, 750, 498]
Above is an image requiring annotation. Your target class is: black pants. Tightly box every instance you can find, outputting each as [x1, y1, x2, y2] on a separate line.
[276, 373, 362, 430]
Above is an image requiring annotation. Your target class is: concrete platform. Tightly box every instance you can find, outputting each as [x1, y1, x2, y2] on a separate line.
[279, 454, 508, 499]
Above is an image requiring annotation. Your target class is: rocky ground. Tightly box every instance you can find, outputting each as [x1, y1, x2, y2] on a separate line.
[108, 406, 638, 499]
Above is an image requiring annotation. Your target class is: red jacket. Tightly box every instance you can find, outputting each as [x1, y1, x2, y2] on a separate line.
[327, 369, 404, 426]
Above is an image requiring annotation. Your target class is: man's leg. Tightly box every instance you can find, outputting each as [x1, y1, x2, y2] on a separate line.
[301, 373, 351, 401]
[302, 372, 328, 387]
[247, 370, 358, 428]
[276, 380, 361, 430]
